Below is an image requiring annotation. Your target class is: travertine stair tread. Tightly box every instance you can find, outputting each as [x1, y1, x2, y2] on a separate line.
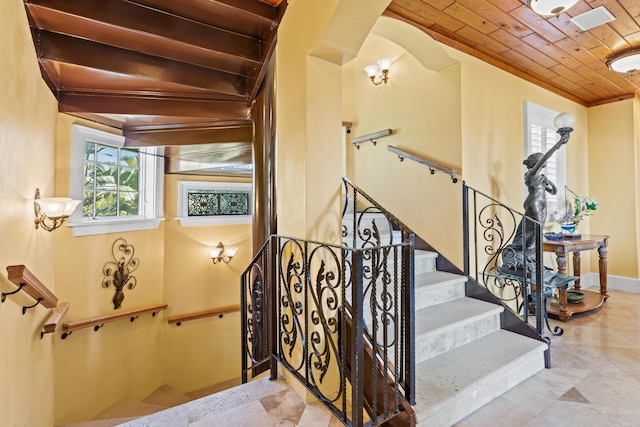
[142, 384, 193, 407]
[54, 417, 139, 427]
[414, 329, 547, 420]
[415, 270, 467, 289]
[414, 296, 502, 336]
[186, 377, 243, 400]
[93, 399, 168, 420]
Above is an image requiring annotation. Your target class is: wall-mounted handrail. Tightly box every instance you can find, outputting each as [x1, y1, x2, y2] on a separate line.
[3, 265, 58, 314]
[387, 145, 458, 183]
[41, 302, 70, 339]
[168, 304, 241, 326]
[351, 129, 392, 149]
[61, 303, 167, 339]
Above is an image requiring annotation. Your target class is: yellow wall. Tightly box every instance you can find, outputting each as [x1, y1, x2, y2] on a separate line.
[344, 21, 462, 265]
[0, 1, 59, 426]
[276, 0, 391, 243]
[51, 116, 252, 422]
[588, 100, 638, 277]
[162, 174, 251, 391]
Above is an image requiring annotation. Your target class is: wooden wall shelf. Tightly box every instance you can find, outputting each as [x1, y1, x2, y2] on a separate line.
[4, 265, 58, 312]
[168, 304, 240, 326]
[61, 303, 168, 339]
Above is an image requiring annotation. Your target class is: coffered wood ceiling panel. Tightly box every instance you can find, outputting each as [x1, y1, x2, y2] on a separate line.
[24, 0, 286, 148]
[385, 0, 640, 106]
[24, 0, 639, 154]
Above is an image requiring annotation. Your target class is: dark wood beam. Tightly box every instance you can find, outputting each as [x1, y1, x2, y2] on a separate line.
[27, 0, 262, 61]
[59, 93, 250, 119]
[35, 30, 246, 97]
[124, 123, 253, 147]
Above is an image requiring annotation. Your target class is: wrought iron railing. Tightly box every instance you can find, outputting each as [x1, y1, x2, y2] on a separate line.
[462, 182, 550, 337]
[241, 234, 413, 426]
[342, 177, 415, 408]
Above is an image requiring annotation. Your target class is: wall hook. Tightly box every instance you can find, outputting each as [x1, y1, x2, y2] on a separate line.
[22, 298, 43, 315]
[1, 283, 26, 303]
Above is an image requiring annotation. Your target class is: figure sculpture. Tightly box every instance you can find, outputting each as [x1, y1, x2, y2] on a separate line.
[501, 114, 574, 276]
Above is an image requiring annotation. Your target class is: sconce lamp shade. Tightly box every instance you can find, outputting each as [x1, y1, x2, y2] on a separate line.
[364, 64, 380, 78]
[209, 247, 223, 259]
[553, 112, 576, 130]
[606, 49, 640, 74]
[225, 246, 238, 258]
[34, 188, 81, 232]
[36, 197, 81, 218]
[377, 58, 391, 71]
[528, 0, 579, 16]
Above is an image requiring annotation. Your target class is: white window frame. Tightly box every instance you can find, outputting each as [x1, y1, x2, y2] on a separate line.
[523, 101, 566, 223]
[176, 181, 252, 227]
[67, 124, 164, 236]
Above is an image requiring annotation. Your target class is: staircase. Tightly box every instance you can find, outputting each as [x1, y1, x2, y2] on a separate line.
[56, 377, 340, 427]
[409, 247, 547, 426]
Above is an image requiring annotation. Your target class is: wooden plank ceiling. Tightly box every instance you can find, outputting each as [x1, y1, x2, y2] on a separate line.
[385, 0, 640, 106]
[24, 0, 639, 155]
[23, 0, 286, 150]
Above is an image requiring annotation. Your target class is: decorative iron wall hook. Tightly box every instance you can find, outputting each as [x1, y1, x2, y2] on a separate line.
[1, 283, 25, 303]
[102, 238, 139, 309]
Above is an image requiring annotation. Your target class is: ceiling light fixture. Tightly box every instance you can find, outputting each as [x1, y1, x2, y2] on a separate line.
[606, 49, 640, 75]
[34, 188, 81, 232]
[364, 58, 391, 85]
[528, 0, 579, 17]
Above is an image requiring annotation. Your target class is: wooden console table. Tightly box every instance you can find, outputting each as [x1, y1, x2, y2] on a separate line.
[543, 234, 609, 321]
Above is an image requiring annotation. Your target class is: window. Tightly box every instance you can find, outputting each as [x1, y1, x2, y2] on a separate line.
[524, 101, 566, 222]
[68, 125, 164, 236]
[176, 181, 252, 227]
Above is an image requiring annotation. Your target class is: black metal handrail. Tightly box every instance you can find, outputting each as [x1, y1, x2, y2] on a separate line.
[241, 234, 414, 426]
[462, 182, 549, 337]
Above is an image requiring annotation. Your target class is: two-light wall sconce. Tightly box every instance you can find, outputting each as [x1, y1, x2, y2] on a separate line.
[364, 58, 392, 85]
[210, 242, 238, 265]
[34, 188, 81, 232]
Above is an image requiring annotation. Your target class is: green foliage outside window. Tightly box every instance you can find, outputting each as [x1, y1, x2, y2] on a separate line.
[84, 142, 140, 218]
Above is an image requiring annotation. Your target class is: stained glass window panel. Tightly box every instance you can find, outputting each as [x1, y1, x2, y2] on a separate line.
[187, 190, 250, 217]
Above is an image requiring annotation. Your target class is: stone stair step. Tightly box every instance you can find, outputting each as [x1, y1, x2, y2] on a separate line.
[118, 377, 291, 426]
[415, 249, 438, 275]
[414, 297, 503, 363]
[93, 399, 168, 420]
[142, 384, 193, 408]
[415, 271, 466, 310]
[54, 417, 139, 427]
[186, 377, 243, 400]
[414, 329, 547, 427]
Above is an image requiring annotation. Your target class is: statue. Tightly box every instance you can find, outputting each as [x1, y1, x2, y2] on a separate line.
[501, 113, 574, 277]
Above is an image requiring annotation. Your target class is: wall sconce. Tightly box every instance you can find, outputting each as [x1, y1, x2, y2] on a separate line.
[606, 49, 640, 75]
[528, 0, 578, 17]
[34, 188, 81, 232]
[364, 58, 391, 85]
[210, 242, 238, 264]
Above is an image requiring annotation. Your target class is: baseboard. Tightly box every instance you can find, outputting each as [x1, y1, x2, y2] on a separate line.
[580, 272, 640, 294]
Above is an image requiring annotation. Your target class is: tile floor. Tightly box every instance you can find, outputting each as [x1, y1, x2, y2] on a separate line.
[454, 288, 640, 426]
[128, 288, 640, 426]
